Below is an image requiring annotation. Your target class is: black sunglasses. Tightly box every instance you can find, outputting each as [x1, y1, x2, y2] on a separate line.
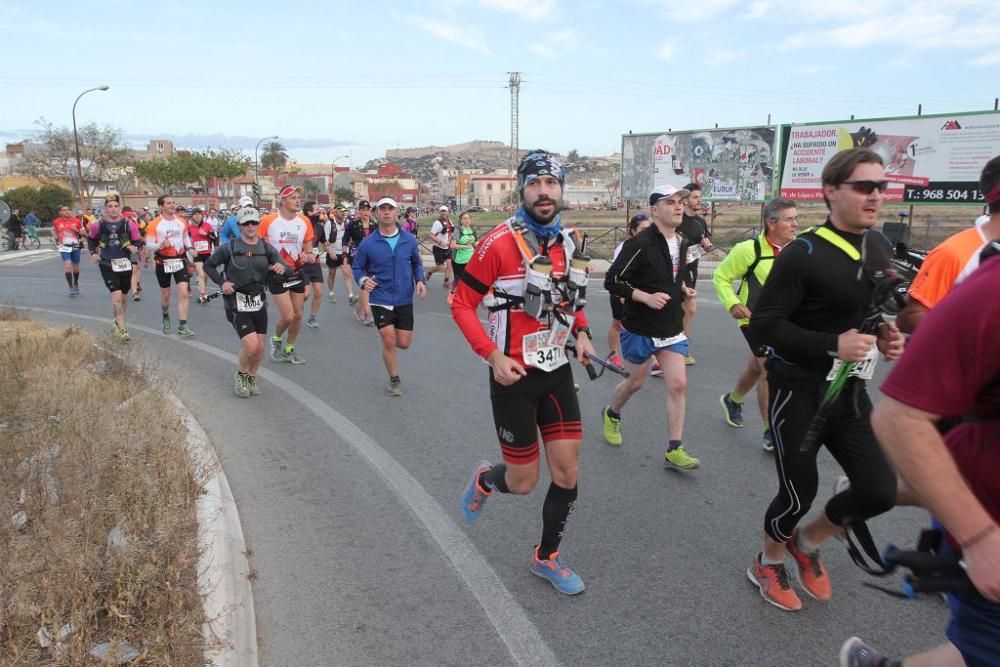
[842, 180, 890, 195]
[239, 220, 259, 226]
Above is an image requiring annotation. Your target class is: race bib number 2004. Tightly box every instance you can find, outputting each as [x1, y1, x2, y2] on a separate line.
[236, 292, 264, 312]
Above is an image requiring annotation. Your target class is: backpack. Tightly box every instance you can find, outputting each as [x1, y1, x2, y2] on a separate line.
[738, 237, 775, 310]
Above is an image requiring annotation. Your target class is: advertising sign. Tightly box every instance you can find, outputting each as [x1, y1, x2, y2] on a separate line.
[779, 111, 1000, 204]
[621, 126, 777, 202]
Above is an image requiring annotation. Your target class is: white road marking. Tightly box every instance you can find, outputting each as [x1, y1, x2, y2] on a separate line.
[24, 307, 561, 667]
[0, 249, 56, 263]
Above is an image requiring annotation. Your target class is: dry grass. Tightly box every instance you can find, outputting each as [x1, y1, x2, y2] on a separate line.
[0, 314, 204, 665]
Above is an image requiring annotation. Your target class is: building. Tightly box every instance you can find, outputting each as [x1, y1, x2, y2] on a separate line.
[456, 169, 515, 209]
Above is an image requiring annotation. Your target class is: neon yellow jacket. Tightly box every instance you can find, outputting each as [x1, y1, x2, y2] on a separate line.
[712, 232, 778, 327]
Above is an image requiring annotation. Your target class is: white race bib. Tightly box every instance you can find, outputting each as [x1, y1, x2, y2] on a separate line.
[58, 245, 73, 254]
[827, 345, 879, 381]
[194, 240, 210, 252]
[236, 292, 264, 312]
[522, 331, 568, 372]
[652, 333, 687, 349]
[163, 258, 185, 273]
[110, 257, 132, 273]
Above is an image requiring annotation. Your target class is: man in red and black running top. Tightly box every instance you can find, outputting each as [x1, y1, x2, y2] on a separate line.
[453, 150, 596, 595]
[188, 207, 217, 301]
[52, 203, 86, 296]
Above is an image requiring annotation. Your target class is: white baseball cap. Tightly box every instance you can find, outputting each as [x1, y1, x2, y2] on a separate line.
[649, 184, 690, 206]
[438, 205, 449, 212]
[238, 195, 254, 207]
[237, 206, 260, 225]
[375, 196, 399, 209]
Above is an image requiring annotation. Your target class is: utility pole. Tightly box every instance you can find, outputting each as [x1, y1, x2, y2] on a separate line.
[508, 72, 521, 186]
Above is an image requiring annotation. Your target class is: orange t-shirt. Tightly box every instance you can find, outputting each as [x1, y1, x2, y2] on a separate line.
[908, 226, 990, 309]
[259, 212, 314, 270]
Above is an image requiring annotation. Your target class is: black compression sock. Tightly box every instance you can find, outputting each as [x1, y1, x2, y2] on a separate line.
[72, 271, 80, 287]
[607, 407, 621, 420]
[539, 482, 578, 559]
[64, 271, 73, 287]
[180, 319, 187, 326]
[481, 464, 510, 493]
[390, 375, 400, 382]
[667, 439, 682, 452]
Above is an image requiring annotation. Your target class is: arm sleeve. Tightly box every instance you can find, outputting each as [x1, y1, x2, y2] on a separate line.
[604, 238, 641, 300]
[411, 238, 426, 282]
[203, 246, 228, 285]
[747, 241, 839, 360]
[712, 240, 753, 312]
[450, 241, 501, 360]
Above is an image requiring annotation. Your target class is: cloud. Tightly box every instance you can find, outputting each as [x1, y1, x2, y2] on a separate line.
[660, 0, 740, 21]
[404, 15, 492, 55]
[480, 0, 556, 20]
[706, 49, 746, 66]
[970, 51, 1000, 66]
[742, 1, 769, 18]
[657, 41, 676, 61]
[530, 28, 578, 58]
[794, 64, 836, 74]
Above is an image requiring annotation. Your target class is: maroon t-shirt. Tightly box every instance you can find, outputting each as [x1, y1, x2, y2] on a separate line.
[881, 256, 1000, 551]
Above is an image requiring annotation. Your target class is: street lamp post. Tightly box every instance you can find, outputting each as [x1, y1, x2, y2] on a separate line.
[72, 85, 109, 211]
[254, 135, 278, 205]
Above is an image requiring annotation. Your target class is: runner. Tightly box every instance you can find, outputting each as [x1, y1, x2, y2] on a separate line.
[840, 253, 1000, 667]
[605, 213, 651, 367]
[351, 196, 426, 395]
[602, 184, 701, 471]
[146, 195, 196, 337]
[454, 150, 596, 595]
[325, 202, 350, 303]
[344, 200, 373, 323]
[425, 205, 454, 286]
[203, 206, 290, 398]
[187, 207, 218, 302]
[401, 206, 419, 235]
[259, 185, 315, 363]
[86, 194, 143, 342]
[130, 210, 151, 300]
[447, 210, 477, 304]
[219, 196, 254, 245]
[52, 204, 86, 296]
[897, 154, 1000, 334]
[301, 201, 330, 328]
[677, 182, 711, 366]
[746, 148, 905, 611]
[713, 198, 798, 452]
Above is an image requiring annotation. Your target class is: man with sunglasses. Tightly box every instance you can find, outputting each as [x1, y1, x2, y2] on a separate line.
[898, 154, 1000, 334]
[745, 148, 906, 612]
[260, 186, 315, 363]
[204, 206, 289, 397]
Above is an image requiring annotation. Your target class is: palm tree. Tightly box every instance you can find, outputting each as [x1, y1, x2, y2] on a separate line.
[260, 141, 288, 170]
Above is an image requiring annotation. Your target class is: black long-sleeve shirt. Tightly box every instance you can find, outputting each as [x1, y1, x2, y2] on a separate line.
[204, 238, 287, 310]
[748, 220, 872, 385]
[604, 224, 690, 338]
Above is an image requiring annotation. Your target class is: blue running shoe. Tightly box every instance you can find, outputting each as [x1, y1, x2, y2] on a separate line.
[530, 545, 585, 595]
[460, 461, 492, 525]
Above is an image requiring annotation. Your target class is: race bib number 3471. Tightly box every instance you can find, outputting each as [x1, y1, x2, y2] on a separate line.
[827, 345, 879, 381]
[522, 331, 568, 372]
[163, 258, 185, 273]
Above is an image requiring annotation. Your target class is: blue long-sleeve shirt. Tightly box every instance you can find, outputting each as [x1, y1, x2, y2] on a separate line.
[219, 215, 240, 245]
[352, 227, 425, 307]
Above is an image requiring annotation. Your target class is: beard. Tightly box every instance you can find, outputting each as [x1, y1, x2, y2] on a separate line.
[524, 196, 561, 224]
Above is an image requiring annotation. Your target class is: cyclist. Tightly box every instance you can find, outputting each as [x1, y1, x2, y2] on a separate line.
[602, 184, 701, 470]
[86, 194, 143, 341]
[52, 204, 86, 296]
[713, 198, 798, 451]
[146, 195, 195, 337]
[454, 151, 595, 595]
[746, 148, 905, 611]
[204, 206, 289, 398]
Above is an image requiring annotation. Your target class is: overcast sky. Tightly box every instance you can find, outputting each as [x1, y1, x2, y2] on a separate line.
[3, 0, 997, 166]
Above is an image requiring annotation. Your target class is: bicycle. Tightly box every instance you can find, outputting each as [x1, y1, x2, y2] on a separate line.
[22, 228, 41, 250]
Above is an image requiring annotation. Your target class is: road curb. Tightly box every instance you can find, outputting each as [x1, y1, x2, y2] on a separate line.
[166, 392, 258, 667]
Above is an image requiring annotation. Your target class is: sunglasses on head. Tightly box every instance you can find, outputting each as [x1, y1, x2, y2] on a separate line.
[842, 179, 890, 195]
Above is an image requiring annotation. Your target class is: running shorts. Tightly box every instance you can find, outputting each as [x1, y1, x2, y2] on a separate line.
[99, 264, 132, 294]
[301, 262, 324, 284]
[371, 304, 414, 331]
[619, 329, 689, 365]
[432, 246, 451, 265]
[226, 308, 268, 339]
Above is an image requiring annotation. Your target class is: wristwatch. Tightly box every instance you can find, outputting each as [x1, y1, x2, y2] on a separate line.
[574, 326, 593, 340]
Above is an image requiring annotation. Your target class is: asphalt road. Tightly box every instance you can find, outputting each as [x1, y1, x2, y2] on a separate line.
[1, 249, 946, 667]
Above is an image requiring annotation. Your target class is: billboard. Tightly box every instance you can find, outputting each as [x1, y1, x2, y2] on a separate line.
[621, 126, 777, 202]
[779, 111, 1000, 204]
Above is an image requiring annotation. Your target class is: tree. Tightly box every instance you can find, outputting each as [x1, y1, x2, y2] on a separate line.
[334, 187, 355, 203]
[260, 142, 288, 170]
[2, 184, 74, 222]
[132, 150, 250, 196]
[566, 149, 580, 162]
[16, 118, 132, 209]
[302, 180, 322, 196]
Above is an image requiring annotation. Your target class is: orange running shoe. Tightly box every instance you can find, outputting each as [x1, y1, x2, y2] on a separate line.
[747, 553, 803, 611]
[786, 530, 832, 600]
